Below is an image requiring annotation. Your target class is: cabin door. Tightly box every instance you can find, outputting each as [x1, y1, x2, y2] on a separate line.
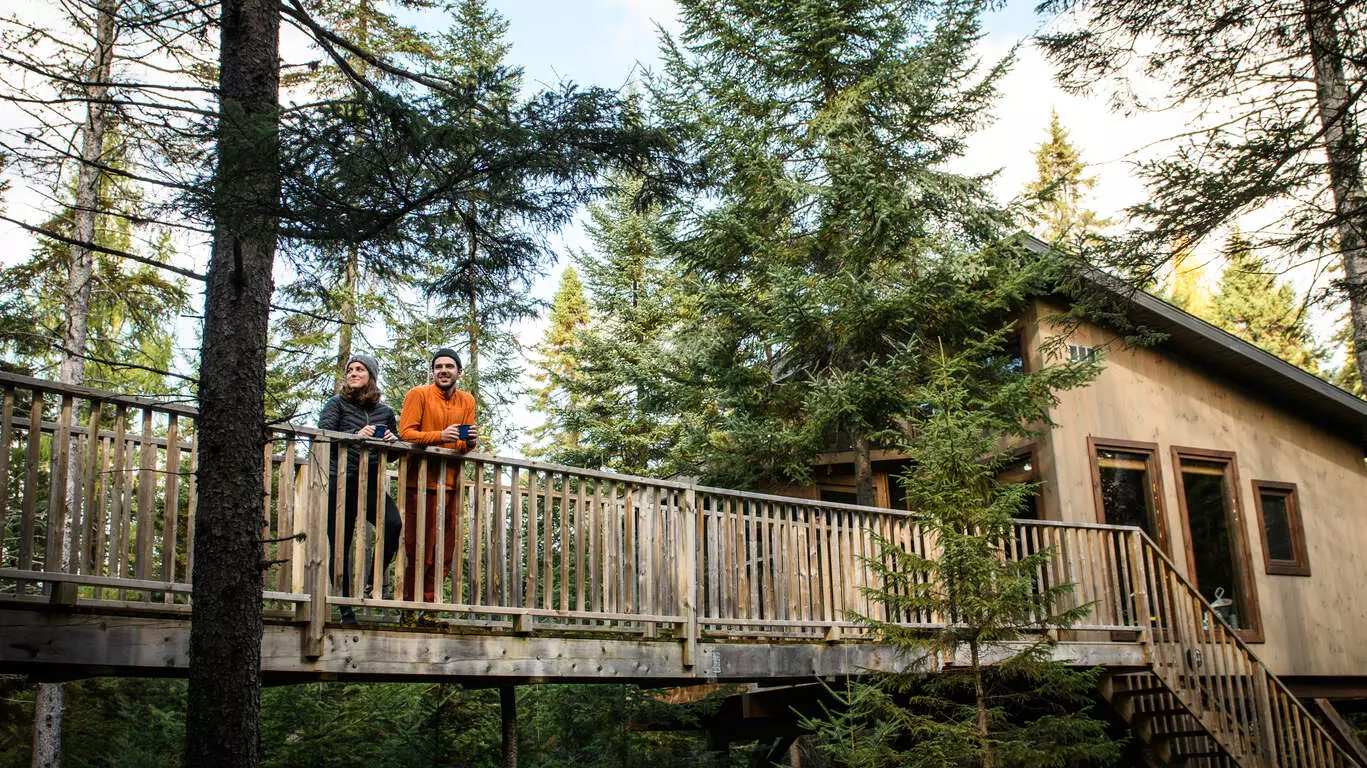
[1173, 450, 1260, 636]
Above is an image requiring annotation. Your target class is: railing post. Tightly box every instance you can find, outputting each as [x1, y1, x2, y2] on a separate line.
[1126, 529, 1151, 646]
[1251, 668, 1279, 768]
[298, 438, 328, 658]
[682, 485, 699, 668]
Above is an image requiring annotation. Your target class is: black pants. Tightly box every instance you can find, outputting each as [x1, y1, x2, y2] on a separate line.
[327, 469, 402, 597]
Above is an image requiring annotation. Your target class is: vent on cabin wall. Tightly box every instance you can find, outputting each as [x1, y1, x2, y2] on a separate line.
[1068, 344, 1097, 362]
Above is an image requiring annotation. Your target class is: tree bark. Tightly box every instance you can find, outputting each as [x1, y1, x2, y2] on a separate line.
[1304, 0, 1367, 386]
[30, 683, 62, 768]
[852, 431, 875, 507]
[37, 3, 119, 765]
[185, 1, 279, 766]
[333, 245, 358, 393]
[971, 639, 994, 768]
[500, 684, 518, 768]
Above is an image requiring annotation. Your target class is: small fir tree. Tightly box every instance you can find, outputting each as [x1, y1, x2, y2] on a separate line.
[804, 343, 1120, 768]
[525, 267, 590, 459]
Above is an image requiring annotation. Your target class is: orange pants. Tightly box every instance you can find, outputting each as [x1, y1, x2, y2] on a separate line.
[402, 487, 460, 602]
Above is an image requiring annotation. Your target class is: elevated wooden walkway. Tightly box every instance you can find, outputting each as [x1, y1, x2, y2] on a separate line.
[0, 372, 1356, 767]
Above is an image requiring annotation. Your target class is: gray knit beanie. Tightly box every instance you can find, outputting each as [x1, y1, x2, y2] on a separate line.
[347, 353, 379, 383]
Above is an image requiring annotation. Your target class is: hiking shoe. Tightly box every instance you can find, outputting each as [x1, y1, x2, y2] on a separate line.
[400, 610, 418, 628]
[339, 606, 358, 626]
[414, 611, 443, 628]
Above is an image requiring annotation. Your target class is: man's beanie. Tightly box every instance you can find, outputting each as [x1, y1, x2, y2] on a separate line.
[431, 347, 462, 370]
[347, 353, 379, 382]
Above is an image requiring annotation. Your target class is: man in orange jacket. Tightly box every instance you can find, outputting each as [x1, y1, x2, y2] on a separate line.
[398, 348, 479, 615]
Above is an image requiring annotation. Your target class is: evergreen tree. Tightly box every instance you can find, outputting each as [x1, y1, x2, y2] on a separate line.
[803, 345, 1119, 768]
[652, 0, 1071, 501]
[1022, 110, 1105, 247]
[525, 267, 590, 459]
[1210, 230, 1324, 374]
[547, 177, 701, 475]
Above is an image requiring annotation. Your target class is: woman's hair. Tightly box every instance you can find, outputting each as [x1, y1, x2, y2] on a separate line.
[341, 379, 382, 406]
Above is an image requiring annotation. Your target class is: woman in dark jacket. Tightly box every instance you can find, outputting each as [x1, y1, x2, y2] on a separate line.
[318, 353, 403, 624]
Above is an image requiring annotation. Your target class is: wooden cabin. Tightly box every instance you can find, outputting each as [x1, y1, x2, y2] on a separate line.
[775, 270, 1367, 697]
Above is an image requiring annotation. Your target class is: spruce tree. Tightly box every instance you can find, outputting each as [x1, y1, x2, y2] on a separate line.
[526, 267, 590, 460]
[653, 0, 1065, 500]
[1022, 110, 1105, 247]
[803, 344, 1118, 768]
[1210, 230, 1324, 374]
[551, 177, 700, 475]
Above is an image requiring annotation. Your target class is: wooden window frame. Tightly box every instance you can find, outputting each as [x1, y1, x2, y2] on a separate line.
[1251, 480, 1311, 577]
[1170, 446, 1264, 643]
[1088, 437, 1171, 554]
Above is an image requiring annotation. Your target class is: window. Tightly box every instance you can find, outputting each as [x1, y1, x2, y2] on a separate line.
[1172, 447, 1262, 642]
[1089, 438, 1168, 550]
[819, 487, 859, 505]
[1068, 344, 1096, 363]
[1252, 481, 1310, 576]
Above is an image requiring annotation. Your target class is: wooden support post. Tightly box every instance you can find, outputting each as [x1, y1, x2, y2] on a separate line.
[299, 439, 328, 658]
[1251, 667, 1279, 768]
[682, 485, 699, 669]
[500, 684, 518, 768]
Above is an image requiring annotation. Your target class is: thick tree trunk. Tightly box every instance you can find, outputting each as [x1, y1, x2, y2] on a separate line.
[333, 246, 359, 393]
[185, 1, 279, 766]
[30, 683, 62, 768]
[500, 684, 518, 768]
[36, 4, 119, 765]
[971, 640, 994, 768]
[1304, 0, 1367, 385]
[852, 431, 875, 507]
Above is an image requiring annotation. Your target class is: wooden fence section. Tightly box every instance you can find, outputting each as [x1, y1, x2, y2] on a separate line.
[0, 371, 1356, 767]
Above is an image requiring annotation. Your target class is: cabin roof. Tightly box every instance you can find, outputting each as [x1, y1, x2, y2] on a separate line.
[1022, 234, 1367, 449]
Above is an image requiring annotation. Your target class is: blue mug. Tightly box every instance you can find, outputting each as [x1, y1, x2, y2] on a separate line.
[373, 425, 386, 439]
[457, 424, 473, 441]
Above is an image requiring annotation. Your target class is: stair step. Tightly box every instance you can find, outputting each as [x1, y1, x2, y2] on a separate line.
[1153, 728, 1210, 742]
[1110, 685, 1168, 699]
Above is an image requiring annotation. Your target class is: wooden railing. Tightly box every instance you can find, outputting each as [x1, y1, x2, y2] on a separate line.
[0, 371, 1356, 767]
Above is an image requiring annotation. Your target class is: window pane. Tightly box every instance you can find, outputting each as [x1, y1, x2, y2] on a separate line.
[1097, 449, 1155, 535]
[1260, 491, 1295, 562]
[820, 488, 858, 505]
[1181, 461, 1246, 629]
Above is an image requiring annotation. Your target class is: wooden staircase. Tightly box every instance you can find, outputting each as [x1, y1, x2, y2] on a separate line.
[1093, 535, 1359, 768]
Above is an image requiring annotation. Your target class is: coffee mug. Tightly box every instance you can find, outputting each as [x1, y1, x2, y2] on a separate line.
[373, 425, 386, 439]
[458, 424, 473, 441]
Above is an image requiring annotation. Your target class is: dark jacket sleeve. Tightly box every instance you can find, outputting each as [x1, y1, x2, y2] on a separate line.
[318, 396, 343, 432]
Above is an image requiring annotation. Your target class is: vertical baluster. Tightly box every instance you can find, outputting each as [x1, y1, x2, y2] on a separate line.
[541, 470, 555, 612]
[492, 463, 506, 606]
[526, 469, 542, 611]
[351, 447, 370, 600]
[572, 475, 586, 613]
[430, 456, 446, 604]
[162, 415, 180, 591]
[510, 465, 523, 609]
[0, 387, 13, 566]
[133, 407, 156, 584]
[184, 427, 198, 586]
[451, 458, 466, 604]
[367, 444, 384, 601]
[277, 437, 295, 594]
[263, 439, 277, 593]
[559, 473, 571, 613]
[19, 390, 43, 584]
[47, 395, 74, 579]
[588, 474, 600, 614]
[75, 399, 102, 575]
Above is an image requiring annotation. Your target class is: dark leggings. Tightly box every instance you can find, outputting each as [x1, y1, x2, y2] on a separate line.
[327, 470, 403, 597]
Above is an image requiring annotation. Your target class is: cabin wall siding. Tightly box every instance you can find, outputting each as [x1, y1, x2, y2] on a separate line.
[1030, 299, 1367, 677]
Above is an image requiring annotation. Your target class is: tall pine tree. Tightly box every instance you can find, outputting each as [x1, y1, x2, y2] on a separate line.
[1022, 110, 1105, 247]
[652, 0, 1073, 501]
[526, 267, 589, 460]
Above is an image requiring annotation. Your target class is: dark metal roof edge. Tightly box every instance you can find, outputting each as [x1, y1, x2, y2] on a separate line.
[1018, 233, 1367, 424]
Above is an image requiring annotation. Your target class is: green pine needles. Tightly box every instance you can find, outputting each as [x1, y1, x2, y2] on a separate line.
[803, 345, 1122, 768]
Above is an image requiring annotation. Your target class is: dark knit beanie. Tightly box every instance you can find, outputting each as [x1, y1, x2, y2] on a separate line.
[431, 347, 462, 371]
[347, 353, 379, 382]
